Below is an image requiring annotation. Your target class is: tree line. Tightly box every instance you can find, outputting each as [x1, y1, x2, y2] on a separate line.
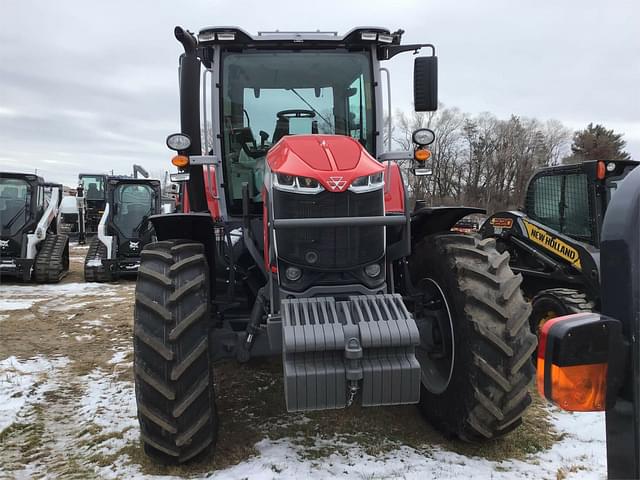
[389, 106, 632, 213]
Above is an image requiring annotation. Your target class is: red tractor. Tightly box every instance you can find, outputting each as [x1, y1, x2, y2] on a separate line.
[134, 26, 536, 463]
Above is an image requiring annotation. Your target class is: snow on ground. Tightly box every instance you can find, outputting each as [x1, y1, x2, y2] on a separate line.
[1, 282, 127, 298]
[0, 355, 70, 433]
[0, 350, 608, 479]
[0, 299, 36, 311]
[208, 410, 604, 479]
[76, 368, 139, 456]
[91, 406, 605, 480]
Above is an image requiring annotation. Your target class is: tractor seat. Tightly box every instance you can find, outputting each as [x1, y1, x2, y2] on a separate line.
[272, 117, 290, 145]
[86, 184, 101, 200]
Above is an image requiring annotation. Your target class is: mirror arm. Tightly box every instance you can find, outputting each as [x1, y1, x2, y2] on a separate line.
[378, 43, 436, 61]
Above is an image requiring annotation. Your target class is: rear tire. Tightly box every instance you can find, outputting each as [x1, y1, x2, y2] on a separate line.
[84, 237, 111, 282]
[33, 234, 69, 283]
[409, 234, 537, 441]
[134, 239, 217, 464]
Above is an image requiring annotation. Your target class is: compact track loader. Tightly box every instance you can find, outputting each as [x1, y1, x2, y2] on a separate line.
[84, 177, 161, 282]
[0, 172, 69, 282]
[481, 160, 637, 353]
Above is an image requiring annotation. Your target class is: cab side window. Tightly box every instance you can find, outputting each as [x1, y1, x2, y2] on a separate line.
[526, 172, 592, 242]
[528, 174, 563, 232]
[563, 173, 591, 239]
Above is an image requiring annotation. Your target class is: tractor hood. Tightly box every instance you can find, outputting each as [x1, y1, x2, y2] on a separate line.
[267, 135, 383, 192]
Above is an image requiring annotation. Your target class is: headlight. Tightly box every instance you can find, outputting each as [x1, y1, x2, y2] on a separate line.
[412, 128, 435, 146]
[166, 133, 191, 151]
[365, 263, 381, 277]
[35, 227, 45, 240]
[299, 176, 319, 188]
[273, 173, 323, 193]
[349, 172, 385, 193]
[285, 266, 302, 282]
[351, 176, 369, 187]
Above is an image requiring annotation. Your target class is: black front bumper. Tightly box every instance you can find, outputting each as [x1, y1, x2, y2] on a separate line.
[0, 258, 34, 281]
[101, 257, 141, 278]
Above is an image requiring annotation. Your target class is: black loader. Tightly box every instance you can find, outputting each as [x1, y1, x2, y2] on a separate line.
[480, 159, 637, 352]
[84, 177, 161, 282]
[536, 164, 640, 479]
[0, 172, 69, 283]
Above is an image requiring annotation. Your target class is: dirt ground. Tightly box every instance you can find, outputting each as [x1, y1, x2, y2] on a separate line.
[0, 244, 601, 479]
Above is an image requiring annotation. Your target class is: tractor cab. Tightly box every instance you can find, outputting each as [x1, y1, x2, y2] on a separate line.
[0, 172, 69, 282]
[84, 177, 161, 282]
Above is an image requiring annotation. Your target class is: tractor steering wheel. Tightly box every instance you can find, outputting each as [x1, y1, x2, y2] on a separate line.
[276, 109, 316, 119]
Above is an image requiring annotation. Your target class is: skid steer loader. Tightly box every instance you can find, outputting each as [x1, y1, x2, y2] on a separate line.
[132, 26, 536, 464]
[0, 172, 69, 283]
[84, 177, 161, 282]
[480, 159, 638, 356]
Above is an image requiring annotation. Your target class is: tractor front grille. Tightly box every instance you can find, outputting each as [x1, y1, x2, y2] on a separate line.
[273, 188, 384, 269]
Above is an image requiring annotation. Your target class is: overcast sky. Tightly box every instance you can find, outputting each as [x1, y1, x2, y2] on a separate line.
[1, 0, 638, 186]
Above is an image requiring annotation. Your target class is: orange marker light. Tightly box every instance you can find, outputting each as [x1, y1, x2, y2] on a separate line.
[415, 149, 432, 161]
[550, 363, 607, 411]
[171, 155, 189, 168]
[596, 160, 606, 180]
[537, 312, 610, 412]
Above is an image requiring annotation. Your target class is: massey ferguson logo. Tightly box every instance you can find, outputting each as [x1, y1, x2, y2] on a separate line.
[129, 241, 139, 251]
[0, 240, 8, 249]
[327, 176, 347, 191]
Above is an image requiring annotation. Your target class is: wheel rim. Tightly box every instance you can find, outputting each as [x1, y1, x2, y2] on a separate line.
[537, 310, 558, 334]
[530, 307, 560, 365]
[415, 278, 455, 394]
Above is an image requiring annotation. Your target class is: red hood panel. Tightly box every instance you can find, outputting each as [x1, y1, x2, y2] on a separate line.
[267, 135, 383, 192]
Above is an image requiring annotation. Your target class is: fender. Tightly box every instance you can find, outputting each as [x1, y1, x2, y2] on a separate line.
[410, 206, 485, 243]
[148, 212, 217, 295]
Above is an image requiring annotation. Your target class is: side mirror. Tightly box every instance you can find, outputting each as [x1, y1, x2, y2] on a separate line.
[537, 312, 626, 412]
[414, 56, 438, 112]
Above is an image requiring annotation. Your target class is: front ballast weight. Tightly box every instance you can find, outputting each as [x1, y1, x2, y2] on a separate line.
[280, 294, 421, 411]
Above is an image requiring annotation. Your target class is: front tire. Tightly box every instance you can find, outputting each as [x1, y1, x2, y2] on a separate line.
[409, 234, 537, 441]
[134, 239, 217, 463]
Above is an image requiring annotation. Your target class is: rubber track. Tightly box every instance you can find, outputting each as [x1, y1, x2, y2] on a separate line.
[34, 234, 69, 283]
[84, 237, 111, 282]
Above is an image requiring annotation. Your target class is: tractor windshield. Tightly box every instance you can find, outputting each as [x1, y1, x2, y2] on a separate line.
[221, 50, 374, 209]
[0, 178, 31, 235]
[81, 175, 105, 201]
[112, 184, 155, 238]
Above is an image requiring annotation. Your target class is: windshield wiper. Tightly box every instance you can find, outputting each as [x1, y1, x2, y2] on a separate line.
[2, 205, 26, 230]
[288, 89, 332, 128]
